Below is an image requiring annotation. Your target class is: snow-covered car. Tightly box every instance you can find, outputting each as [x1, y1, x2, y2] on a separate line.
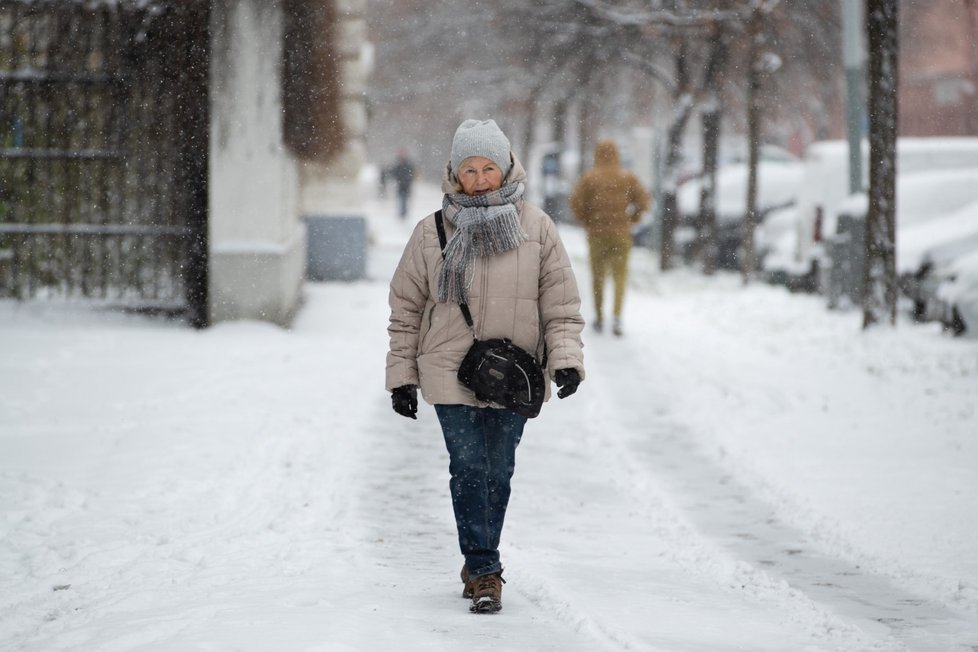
[525, 142, 580, 223]
[755, 204, 813, 290]
[899, 199, 978, 334]
[758, 141, 856, 289]
[935, 249, 978, 335]
[761, 137, 978, 292]
[821, 168, 978, 310]
[676, 158, 804, 269]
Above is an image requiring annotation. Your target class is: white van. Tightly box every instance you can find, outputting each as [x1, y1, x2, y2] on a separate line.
[761, 137, 978, 290]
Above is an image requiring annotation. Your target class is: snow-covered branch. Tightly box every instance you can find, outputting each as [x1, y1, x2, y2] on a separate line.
[620, 50, 678, 93]
[573, 0, 754, 29]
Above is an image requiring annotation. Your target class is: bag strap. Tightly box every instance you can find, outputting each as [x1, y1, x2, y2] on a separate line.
[435, 210, 546, 368]
[434, 210, 475, 331]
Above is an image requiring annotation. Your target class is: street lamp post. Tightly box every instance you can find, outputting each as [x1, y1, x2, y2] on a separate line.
[842, 0, 866, 194]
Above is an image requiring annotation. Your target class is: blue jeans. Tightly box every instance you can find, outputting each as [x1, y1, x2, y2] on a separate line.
[434, 405, 527, 578]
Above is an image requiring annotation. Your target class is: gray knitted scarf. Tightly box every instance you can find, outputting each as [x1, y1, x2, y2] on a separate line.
[437, 181, 526, 305]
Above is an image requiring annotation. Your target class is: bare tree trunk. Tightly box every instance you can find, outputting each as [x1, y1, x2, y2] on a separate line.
[520, 83, 545, 165]
[521, 56, 569, 161]
[741, 8, 764, 284]
[697, 26, 727, 275]
[697, 104, 721, 274]
[659, 39, 692, 271]
[862, 0, 899, 328]
[659, 96, 694, 271]
[578, 95, 596, 178]
[553, 97, 569, 145]
[575, 57, 601, 177]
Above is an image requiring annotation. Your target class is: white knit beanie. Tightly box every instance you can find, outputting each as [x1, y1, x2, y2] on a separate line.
[450, 119, 512, 177]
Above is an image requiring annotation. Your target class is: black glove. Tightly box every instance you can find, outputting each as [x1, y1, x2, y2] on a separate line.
[554, 368, 581, 399]
[391, 385, 418, 419]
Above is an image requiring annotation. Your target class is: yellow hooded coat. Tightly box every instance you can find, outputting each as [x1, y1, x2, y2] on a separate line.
[570, 141, 651, 237]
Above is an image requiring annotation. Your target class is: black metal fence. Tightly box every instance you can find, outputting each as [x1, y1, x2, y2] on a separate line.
[0, 0, 208, 325]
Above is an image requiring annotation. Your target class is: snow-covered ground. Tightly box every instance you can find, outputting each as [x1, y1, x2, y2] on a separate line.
[2, 179, 977, 651]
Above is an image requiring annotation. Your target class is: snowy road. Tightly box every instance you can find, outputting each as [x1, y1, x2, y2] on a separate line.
[2, 183, 977, 650]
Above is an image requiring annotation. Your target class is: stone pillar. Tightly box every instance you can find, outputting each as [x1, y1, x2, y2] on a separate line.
[301, 0, 369, 282]
[208, 0, 305, 325]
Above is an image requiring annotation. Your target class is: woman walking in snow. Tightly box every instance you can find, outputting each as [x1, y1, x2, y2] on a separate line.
[570, 139, 650, 337]
[386, 119, 586, 613]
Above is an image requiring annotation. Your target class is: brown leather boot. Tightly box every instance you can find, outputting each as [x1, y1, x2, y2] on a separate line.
[469, 572, 504, 613]
[460, 565, 474, 599]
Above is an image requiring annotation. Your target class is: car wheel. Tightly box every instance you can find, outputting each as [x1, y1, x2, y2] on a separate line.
[946, 305, 967, 336]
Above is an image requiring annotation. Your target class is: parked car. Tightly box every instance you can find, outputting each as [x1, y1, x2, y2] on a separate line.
[900, 198, 978, 275]
[525, 142, 580, 223]
[675, 157, 804, 269]
[935, 249, 978, 336]
[899, 200, 978, 334]
[760, 137, 978, 292]
[756, 204, 812, 290]
[822, 167, 978, 311]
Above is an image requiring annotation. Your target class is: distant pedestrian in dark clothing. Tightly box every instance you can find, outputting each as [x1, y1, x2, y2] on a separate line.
[378, 166, 388, 199]
[389, 149, 416, 220]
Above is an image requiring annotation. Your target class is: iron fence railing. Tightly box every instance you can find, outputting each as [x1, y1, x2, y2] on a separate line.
[0, 0, 208, 323]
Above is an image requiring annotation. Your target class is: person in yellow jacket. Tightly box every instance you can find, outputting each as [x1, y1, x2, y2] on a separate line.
[570, 139, 651, 336]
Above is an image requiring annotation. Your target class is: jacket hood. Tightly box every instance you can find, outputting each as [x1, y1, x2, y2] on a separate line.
[441, 153, 528, 194]
[593, 140, 620, 168]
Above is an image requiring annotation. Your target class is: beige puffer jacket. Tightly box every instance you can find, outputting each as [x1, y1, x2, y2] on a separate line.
[386, 155, 585, 408]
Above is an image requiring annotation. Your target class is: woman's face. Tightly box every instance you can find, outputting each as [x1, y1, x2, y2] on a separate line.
[457, 156, 504, 195]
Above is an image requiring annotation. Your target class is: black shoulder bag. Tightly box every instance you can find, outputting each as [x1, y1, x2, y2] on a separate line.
[435, 210, 545, 418]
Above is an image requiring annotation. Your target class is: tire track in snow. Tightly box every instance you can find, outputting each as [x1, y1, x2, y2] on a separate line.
[586, 322, 978, 651]
[504, 563, 647, 651]
[496, 244, 878, 650]
[515, 345, 884, 651]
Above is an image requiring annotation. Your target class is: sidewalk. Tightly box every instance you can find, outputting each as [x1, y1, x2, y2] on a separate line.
[1, 179, 976, 651]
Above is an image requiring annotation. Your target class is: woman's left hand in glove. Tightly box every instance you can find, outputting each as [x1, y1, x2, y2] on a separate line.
[554, 368, 581, 399]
